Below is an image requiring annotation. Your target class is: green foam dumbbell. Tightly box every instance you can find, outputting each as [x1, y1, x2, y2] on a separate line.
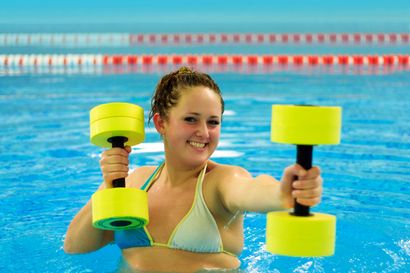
[90, 102, 149, 230]
[266, 105, 342, 257]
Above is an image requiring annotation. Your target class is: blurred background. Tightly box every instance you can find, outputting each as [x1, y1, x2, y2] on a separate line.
[1, 0, 410, 32]
[1, 1, 409, 273]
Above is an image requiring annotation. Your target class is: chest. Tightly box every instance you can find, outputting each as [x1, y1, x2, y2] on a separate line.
[145, 180, 198, 242]
[150, 186, 195, 217]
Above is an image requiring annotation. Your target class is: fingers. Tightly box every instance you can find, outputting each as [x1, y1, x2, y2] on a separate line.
[100, 154, 129, 165]
[100, 147, 131, 187]
[102, 147, 131, 158]
[297, 165, 321, 180]
[281, 164, 307, 183]
[281, 164, 323, 208]
[293, 172, 323, 190]
[292, 186, 322, 199]
[293, 167, 322, 206]
[101, 163, 129, 176]
[295, 197, 322, 207]
[124, 145, 132, 153]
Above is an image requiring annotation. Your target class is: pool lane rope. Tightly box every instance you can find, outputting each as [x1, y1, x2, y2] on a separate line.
[1, 33, 409, 46]
[1, 54, 409, 67]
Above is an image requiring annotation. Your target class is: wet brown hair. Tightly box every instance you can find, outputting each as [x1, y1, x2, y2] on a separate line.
[148, 66, 224, 123]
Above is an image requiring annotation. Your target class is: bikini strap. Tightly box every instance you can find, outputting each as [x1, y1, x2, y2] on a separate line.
[140, 162, 165, 191]
[197, 163, 238, 257]
[196, 163, 208, 191]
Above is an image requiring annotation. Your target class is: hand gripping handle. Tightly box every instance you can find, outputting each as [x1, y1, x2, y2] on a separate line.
[108, 136, 128, 188]
[293, 145, 313, 216]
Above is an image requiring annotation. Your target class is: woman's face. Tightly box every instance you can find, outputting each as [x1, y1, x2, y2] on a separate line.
[158, 86, 222, 168]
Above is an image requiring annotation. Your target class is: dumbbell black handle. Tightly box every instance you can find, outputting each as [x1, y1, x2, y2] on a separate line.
[108, 136, 128, 188]
[293, 145, 313, 216]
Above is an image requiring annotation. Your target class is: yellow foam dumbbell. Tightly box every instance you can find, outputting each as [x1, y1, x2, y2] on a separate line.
[266, 105, 342, 257]
[90, 102, 149, 230]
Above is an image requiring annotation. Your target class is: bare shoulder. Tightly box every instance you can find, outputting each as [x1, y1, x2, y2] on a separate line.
[126, 165, 157, 188]
[204, 161, 254, 218]
[207, 161, 253, 182]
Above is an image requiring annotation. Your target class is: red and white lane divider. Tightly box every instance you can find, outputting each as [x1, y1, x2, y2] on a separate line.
[1, 33, 409, 46]
[1, 54, 409, 67]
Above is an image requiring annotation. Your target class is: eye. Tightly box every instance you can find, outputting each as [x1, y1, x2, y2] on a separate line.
[184, 116, 197, 123]
[208, 119, 220, 126]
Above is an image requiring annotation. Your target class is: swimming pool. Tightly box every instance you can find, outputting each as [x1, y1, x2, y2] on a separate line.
[1, 30, 409, 272]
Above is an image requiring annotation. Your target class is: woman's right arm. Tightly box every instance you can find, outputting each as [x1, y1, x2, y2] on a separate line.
[63, 188, 114, 254]
[64, 146, 131, 253]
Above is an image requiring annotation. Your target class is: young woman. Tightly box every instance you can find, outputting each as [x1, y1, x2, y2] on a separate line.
[64, 67, 323, 272]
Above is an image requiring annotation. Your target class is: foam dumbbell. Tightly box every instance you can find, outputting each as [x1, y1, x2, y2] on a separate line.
[90, 102, 149, 230]
[266, 105, 342, 257]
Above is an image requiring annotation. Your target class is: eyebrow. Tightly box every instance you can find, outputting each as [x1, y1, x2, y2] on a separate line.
[187, 112, 221, 119]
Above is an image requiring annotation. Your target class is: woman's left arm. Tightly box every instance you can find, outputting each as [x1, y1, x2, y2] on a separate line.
[216, 165, 323, 214]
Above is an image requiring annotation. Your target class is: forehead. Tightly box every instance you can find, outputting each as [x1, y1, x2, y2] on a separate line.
[169, 86, 222, 117]
[174, 86, 222, 113]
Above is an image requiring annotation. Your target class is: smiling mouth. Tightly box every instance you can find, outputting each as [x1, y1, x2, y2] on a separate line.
[188, 141, 207, 148]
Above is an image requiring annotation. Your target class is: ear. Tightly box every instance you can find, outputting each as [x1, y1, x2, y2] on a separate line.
[153, 113, 166, 135]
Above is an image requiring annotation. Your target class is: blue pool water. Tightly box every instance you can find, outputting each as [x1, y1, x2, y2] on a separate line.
[1, 21, 410, 272]
[1, 71, 409, 272]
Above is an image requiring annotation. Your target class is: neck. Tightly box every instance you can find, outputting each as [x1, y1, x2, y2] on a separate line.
[162, 157, 207, 188]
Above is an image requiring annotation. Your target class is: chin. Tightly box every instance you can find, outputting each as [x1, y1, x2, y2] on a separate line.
[186, 157, 209, 167]
[185, 153, 212, 168]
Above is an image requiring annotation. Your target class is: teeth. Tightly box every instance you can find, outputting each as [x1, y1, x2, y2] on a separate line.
[189, 141, 206, 148]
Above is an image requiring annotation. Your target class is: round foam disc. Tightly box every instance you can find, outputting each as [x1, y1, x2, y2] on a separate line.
[90, 102, 145, 148]
[266, 211, 336, 257]
[92, 188, 149, 230]
[271, 105, 342, 145]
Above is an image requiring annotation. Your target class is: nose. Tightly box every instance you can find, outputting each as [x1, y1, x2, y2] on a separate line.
[196, 121, 209, 138]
